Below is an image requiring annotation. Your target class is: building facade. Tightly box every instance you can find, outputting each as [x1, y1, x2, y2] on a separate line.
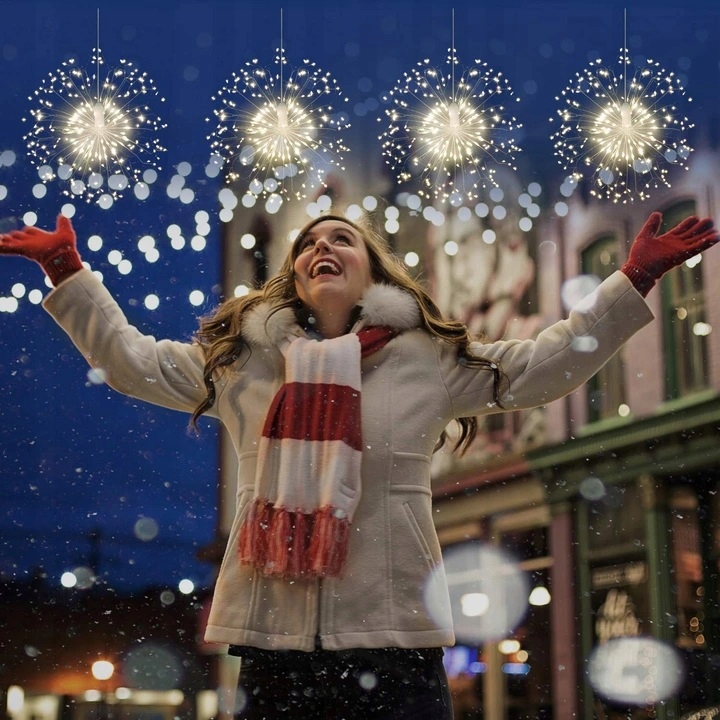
[427, 148, 720, 720]
[213, 141, 720, 719]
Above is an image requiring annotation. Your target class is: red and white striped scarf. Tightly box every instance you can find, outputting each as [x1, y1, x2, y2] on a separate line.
[238, 324, 399, 579]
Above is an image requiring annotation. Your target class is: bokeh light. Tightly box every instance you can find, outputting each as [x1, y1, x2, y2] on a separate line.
[587, 636, 685, 705]
[87, 368, 108, 385]
[571, 335, 599, 353]
[123, 642, 183, 690]
[7, 688, 24, 715]
[425, 543, 529, 644]
[561, 274, 602, 310]
[404, 251, 419, 267]
[72, 565, 96, 590]
[528, 586, 551, 606]
[579, 476, 607, 501]
[91, 660, 114, 681]
[134, 517, 159, 541]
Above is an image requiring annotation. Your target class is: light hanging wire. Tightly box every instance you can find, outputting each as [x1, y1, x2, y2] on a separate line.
[550, 8, 694, 204]
[207, 8, 351, 205]
[23, 8, 167, 207]
[378, 8, 522, 206]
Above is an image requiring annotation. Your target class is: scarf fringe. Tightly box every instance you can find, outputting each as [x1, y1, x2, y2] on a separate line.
[238, 498, 350, 579]
[307, 505, 350, 577]
[238, 499, 272, 568]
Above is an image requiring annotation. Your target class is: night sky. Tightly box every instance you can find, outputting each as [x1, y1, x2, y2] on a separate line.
[2, 0, 719, 593]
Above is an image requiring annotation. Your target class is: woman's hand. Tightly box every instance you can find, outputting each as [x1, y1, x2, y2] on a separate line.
[0, 214, 83, 285]
[621, 212, 719, 296]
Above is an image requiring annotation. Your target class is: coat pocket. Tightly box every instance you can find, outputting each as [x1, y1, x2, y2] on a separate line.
[388, 489, 442, 627]
[388, 451, 438, 593]
[401, 501, 435, 568]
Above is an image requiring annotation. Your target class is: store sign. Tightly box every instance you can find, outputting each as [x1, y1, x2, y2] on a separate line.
[681, 706, 720, 720]
[591, 560, 647, 590]
[591, 561, 648, 644]
[595, 588, 640, 644]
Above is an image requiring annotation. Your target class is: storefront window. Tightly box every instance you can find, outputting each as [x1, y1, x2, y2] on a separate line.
[586, 482, 645, 553]
[585, 482, 648, 680]
[670, 485, 704, 651]
[504, 568, 552, 720]
[443, 521, 552, 719]
[582, 482, 652, 718]
[500, 527, 552, 720]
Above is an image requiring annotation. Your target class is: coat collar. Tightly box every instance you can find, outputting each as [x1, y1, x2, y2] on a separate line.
[241, 283, 421, 348]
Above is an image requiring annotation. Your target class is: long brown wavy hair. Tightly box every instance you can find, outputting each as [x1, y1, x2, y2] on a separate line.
[190, 213, 506, 454]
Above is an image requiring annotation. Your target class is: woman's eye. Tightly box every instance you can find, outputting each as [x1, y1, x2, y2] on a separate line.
[335, 235, 350, 244]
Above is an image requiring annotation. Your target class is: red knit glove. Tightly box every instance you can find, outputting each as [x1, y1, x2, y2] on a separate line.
[621, 212, 719, 297]
[0, 214, 83, 286]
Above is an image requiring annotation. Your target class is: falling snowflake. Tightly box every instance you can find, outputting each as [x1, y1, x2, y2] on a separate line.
[379, 51, 522, 204]
[207, 50, 351, 202]
[23, 50, 167, 205]
[550, 50, 694, 203]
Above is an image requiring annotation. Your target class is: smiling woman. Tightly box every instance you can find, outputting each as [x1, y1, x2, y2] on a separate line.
[292, 219, 373, 338]
[0, 206, 717, 719]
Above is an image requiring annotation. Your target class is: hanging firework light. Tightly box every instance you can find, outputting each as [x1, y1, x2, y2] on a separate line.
[23, 12, 166, 206]
[207, 10, 350, 203]
[550, 12, 693, 203]
[378, 11, 522, 205]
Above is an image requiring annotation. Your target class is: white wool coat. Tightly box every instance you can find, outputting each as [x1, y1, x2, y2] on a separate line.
[43, 268, 654, 652]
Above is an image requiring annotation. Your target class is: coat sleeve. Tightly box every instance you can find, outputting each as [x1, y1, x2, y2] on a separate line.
[42, 268, 219, 416]
[437, 270, 655, 419]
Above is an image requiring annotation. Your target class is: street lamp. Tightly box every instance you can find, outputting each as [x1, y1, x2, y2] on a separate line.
[91, 660, 114, 720]
[7, 686, 24, 718]
[91, 661, 114, 682]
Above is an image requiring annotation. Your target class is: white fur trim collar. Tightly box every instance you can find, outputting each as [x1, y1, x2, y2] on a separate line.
[241, 283, 421, 348]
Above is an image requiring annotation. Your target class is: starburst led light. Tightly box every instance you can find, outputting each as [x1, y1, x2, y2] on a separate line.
[207, 52, 351, 201]
[23, 49, 167, 204]
[379, 52, 522, 204]
[550, 50, 694, 203]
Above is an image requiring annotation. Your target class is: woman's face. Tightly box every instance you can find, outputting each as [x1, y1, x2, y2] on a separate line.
[293, 219, 372, 316]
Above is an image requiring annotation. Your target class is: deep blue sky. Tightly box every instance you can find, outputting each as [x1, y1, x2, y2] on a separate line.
[2, 0, 720, 592]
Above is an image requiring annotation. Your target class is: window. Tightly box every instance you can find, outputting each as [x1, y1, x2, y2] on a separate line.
[669, 480, 720, 713]
[670, 486, 704, 652]
[660, 201, 710, 399]
[497, 520, 553, 719]
[586, 482, 645, 552]
[581, 235, 627, 422]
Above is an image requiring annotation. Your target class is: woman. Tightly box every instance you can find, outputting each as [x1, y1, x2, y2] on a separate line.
[1, 209, 717, 719]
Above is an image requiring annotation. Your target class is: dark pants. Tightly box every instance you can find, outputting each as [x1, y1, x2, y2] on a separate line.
[231, 645, 454, 719]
